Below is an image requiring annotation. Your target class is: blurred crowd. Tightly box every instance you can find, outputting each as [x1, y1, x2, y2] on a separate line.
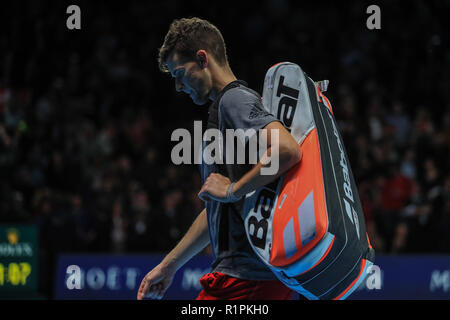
[0, 0, 449, 296]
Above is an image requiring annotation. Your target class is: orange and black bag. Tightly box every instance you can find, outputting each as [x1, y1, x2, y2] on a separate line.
[243, 62, 375, 299]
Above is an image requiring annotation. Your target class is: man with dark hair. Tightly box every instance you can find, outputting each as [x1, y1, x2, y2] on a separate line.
[137, 17, 301, 300]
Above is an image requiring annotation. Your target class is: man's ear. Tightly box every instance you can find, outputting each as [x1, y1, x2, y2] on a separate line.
[196, 50, 208, 69]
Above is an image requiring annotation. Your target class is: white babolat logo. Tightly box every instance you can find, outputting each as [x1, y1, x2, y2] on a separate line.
[327, 108, 360, 239]
[246, 179, 279, 253]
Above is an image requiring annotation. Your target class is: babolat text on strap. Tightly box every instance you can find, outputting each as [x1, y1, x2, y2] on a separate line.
[243, 62, 375, 300]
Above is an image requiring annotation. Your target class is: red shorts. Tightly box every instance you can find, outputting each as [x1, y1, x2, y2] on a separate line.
[196, 272, 294, 300]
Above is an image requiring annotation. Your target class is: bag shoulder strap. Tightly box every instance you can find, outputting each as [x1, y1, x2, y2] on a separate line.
[207, 80, 248, 130]
[205, 80, 247, 178]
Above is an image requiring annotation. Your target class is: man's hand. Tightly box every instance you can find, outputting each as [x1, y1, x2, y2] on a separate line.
[137, 209, 209, 300]
[137, 263, 175, 300]
[198, 173, 237, 202]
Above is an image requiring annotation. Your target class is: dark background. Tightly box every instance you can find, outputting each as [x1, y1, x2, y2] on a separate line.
[0, 0, 449, 299]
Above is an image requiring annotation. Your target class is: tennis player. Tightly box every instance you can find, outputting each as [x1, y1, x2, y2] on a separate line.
[137, 17, 301, 300]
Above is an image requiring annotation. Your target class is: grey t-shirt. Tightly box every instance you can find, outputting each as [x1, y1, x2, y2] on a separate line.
[200, 81, 281, 280]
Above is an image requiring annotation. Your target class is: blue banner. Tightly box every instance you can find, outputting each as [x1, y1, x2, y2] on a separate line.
[350, 255, 450, 300]
[54, 254, 450, 300]
[55, 254, 212, 300]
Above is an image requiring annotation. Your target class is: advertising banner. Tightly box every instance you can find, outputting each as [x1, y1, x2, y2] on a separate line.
[54, 254, 450, 300]
[351, 255, 450, 300]
[0, 224, 39, 295]
[55, 253, 211, 300]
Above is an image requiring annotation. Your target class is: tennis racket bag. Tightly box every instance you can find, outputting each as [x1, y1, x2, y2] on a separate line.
[243, 62, 375, 299]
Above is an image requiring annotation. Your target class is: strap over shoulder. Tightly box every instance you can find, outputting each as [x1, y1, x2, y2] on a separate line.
[207, 80, 248, 130]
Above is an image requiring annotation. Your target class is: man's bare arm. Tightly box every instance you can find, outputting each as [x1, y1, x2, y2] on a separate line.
[137, 208, 209, 300]
[160, 208, 209, 272]
[198, 121, 302, 201]
[232, 121, 301, 198]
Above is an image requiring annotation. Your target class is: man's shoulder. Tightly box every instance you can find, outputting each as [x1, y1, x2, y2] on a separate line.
[220, 84, 261, 108]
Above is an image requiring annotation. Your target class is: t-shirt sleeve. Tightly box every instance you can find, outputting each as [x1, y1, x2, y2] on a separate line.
[219, 87, 280, 144]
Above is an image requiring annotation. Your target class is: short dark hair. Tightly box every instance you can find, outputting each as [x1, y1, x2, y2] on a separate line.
[158, 17, 229, 73]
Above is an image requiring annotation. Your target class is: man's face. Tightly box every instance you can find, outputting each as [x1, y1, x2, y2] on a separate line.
[166, 52, 211, 105]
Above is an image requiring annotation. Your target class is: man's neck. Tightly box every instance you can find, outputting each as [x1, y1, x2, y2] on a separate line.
[209, 66, 237, 101]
